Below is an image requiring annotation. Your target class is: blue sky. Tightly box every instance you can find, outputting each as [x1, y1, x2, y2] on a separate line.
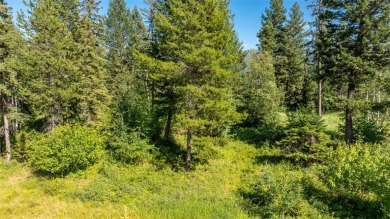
[8, 0, 312, 50]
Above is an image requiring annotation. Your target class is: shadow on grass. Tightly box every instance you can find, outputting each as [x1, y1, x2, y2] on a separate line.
[154, 140, 187, 172]
[255, 154, 296, 165]
[232, 125, 284, 148]
[239, 171, 383, 218]
[303, 180, 384, 219]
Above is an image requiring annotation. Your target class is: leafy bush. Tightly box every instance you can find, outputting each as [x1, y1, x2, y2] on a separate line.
[109, 131, 154, 164]
[354, 115, 389, 143]
[323, 143, 390, 216]
[240, 164, 326, 218]
[192, 136, 225, 164]
[277, 112, 330, 163]
[27, 124, 105, 176]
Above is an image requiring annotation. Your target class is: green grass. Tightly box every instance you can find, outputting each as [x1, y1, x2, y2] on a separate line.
[1, 113, 383, 218]
[322, 112, 343, 133]
[0, 140, 256, 219]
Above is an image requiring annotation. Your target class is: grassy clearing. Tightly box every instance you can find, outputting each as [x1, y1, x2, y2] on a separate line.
[1, 112, 382, 218]
[0, 140, 256, 219]
[322, 112, 343, 133]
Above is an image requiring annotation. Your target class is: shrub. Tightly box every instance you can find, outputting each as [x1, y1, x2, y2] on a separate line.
[27, 124, 105, 176]
[277, 111, 330, 163]
[109, 131, 154, 164]
[240, 164, 325, 218]
[354, 115, 389, 143]
[323, 143, 390, 216]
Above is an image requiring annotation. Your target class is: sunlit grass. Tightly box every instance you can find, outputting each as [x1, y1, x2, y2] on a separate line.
[0, 140, 256, 219]
[322, 112, 343, 133]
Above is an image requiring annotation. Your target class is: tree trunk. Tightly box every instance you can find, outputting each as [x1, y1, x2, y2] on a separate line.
[4, 114, 11, 163]
[186, 127, 192, 172]
[164, 108, 172, 141]
[309, 134, 315, 148]
[345, 84, 355, 144]
[318, 79, 322, 116]
[186, 93, 193, 172]
[316, 0, 323, 116]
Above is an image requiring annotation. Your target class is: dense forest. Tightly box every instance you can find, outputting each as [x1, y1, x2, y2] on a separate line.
[0, 0, 389, 218]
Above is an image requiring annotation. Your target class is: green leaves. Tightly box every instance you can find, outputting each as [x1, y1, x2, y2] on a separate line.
[27, 124, 105, 175]
[241, 51, 281, 126]
[323, 143, 390, 214]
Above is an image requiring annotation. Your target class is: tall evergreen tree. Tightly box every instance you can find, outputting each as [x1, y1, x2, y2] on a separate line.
[76, 0, 111, 126]
[0, 0, 23, 162]
[147, 0, 244, 171]
[283, 2, 309, 109]
[258, 0, 310, 109]
[309, 0, 326, 116]
[105, 0, 132, 79]
[57, 0, 80, 34]
[257, 0, 286, 54]
[144, 0, 180, 141]
[322, 0, 390, 144]
[105, 0, 151, 135]
[20, 0, 79, 131]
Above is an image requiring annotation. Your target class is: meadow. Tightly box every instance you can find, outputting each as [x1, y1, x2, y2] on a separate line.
[1, 112, 388, 219]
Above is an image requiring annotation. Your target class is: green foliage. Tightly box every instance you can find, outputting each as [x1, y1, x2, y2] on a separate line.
[240, 164, 326, 218]
[241, 51, 282, 126]
[354, 115, 389, 144]
[19, 0, 80, 131]
[149, 0, 244, 135]
[278, 111, 330, 157]
[192, 136, 225, 164]
[282, 2, 309, 109]
[75, 0, 111, 126]
[27, 125, 105, 175]
[109, 131, 154, 164]
[336, 113, 389, 144]
[105, 0, 151, 136]
[0, 0, 23, 114]
[322, 143, 390, 216]
[257, 0, 286, 53]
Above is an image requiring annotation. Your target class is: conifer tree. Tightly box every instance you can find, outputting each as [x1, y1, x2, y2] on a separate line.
[309, 0, 326, 116]
[257, 0, 288, 107]
[57, 0, 80, 34]
[322, 0, 390, 144]
[257, 0, 286, 54]
[20, 0, 79, 131]
[148, 0, 244, 171]
[76, 0, 111, 126]
[105, 0, 151, 135]
[283, 2, 309, 109]
[0, 0, 23, 162]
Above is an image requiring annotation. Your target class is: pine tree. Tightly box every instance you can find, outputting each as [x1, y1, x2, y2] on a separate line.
[148, 0, 244, 171]
[0, 0, 23, 162]
[322, 0, 390, 144]
[144, 0, 179, 141]
[257, 0, 286, 54]
[309, 0, 325, 116]
[257, 0, 289, 107]
[105, 0, 133, 79]
[76, 0, 111, 126]
[20, 0, 79, 131]
[283, 2, 309, 109]
[57, 0, 80, 34]
[105, 0, 151, 135]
